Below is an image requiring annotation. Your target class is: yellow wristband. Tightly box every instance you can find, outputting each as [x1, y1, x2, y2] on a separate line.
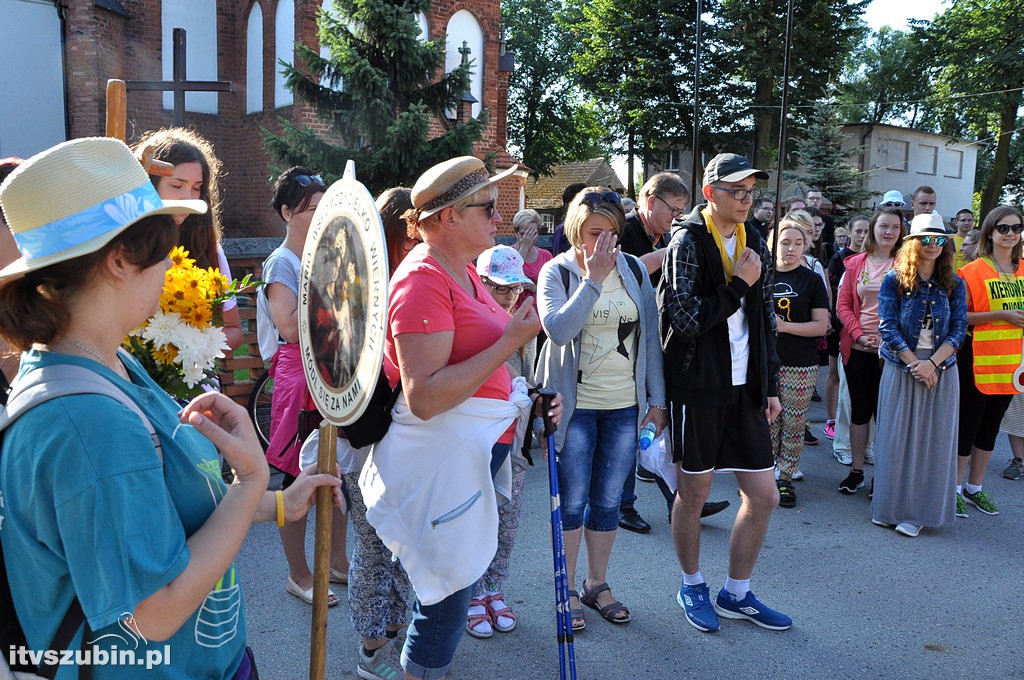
[276, 490, 285, 527]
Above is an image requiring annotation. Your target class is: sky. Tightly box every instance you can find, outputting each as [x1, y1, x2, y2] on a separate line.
[862, 0, 948, 31]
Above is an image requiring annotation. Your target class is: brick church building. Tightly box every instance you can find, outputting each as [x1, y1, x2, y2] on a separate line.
[0, 0, 525, 238]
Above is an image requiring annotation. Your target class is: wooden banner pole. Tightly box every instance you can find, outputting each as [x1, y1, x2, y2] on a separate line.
[105, 79, 127, 141]
[309, 423, 337, 680]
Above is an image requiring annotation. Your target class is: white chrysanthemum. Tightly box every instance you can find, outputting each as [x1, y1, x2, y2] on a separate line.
[172, 324, 229, 387]
[141, 311, 183, 348]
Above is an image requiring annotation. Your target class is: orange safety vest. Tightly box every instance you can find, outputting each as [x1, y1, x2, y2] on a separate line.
[959, 257, 1024, 394]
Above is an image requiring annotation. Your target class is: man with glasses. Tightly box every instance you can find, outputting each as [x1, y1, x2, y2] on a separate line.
[615, 172, 729, 532]
[952, 209, 975, 270]
[745, 197, 774, 240]
[805, 189, 835, 245]
[659, 153, 791, 633]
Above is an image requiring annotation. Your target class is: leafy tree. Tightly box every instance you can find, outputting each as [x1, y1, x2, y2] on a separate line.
[837, 26, 931, 126]
[504, 0, 609, 176]
[913, 0, 1024, 213]
[568, 0, 696, 195]
[717, 0, 869, 170]
[264, 0, 487, 194]
[790, 100, 873, 215]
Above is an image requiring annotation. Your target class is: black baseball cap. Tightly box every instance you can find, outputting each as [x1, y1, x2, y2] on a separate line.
[703, 153, 769, 185]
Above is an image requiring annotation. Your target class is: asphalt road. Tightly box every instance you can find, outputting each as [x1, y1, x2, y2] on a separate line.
[239, 379, 1023, 679]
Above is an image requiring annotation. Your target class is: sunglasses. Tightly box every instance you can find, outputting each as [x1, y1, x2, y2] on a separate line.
[881, 201, 904, 207]
[294, 174, 325, 188]
[581, 191, 622, 208]
[994, 223, 1024, 235]
[465, 199, 497, 218]
[485, 282, 524, 295]
[654, 194, 687, 218]
[711, 185, 762, 201]
[917, 236, 948, 247]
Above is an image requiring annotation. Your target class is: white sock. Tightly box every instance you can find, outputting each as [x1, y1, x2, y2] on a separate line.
[485, 591, 514, 628]
[956, 485, 963, 495]
[682, 570, 704, 587]
[725, 577, 750, 600]
[965, 483, 982, 495]
[467, 602, 491, 635]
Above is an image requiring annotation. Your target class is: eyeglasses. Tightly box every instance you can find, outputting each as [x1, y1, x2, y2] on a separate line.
[994, 223, 1024, 235]
[403, 236, 422, 252]
[881, 201, 904, 207]
[711, 185, 761, 201]
[581, 191, 622, 208]
[465, 199, 497, 218]
[918, 236, 948, 247]
[294, 174, 325, 188]
[485, 282, 524, 295]
[654, 194, 687, 218]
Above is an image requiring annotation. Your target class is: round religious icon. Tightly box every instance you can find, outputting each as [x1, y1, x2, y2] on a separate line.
[298, 168, 389, 426]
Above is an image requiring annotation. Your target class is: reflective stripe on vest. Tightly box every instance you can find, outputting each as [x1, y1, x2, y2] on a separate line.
[960, 258, 1024, 394]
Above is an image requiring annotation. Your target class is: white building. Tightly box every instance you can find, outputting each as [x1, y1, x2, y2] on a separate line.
[841, 122, 980, 215]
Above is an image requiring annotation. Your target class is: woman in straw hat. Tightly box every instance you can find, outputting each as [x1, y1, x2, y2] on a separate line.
[358, 156, 561, 679]
[872, 214, 966, 537]
[0, 138, 341, 679]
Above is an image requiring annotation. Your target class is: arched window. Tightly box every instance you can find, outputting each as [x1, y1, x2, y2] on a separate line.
[162, 0, 218, 114]
[246, 3, 264, 113]
[275, 0, 295, 108]
[445, 11, 483, 118]
[416, 12, 429, 40]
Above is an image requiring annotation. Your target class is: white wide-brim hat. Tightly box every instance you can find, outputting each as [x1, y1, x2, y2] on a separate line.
[0, 137, 206, 282]
[411, 156, 517, 221]
[907, 213, 947, 238]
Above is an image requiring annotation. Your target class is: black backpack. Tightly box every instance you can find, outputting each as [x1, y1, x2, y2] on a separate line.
[0, 362, 160, 679]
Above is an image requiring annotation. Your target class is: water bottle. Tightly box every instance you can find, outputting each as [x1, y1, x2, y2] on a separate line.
[638, 422, 657, 450]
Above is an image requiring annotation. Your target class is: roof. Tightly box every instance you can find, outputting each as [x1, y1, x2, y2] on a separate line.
[526, 158, 625, 209]
[842, 122, 981, 147]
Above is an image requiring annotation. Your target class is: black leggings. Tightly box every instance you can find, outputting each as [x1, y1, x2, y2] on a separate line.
[844, 348, 884, 426]
[957, 339, 1013, 456]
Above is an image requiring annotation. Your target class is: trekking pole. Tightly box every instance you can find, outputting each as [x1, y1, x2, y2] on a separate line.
[538, 388, 577, 680]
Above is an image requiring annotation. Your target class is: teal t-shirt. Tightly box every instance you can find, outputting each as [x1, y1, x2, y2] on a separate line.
[0, 350, 245, 679]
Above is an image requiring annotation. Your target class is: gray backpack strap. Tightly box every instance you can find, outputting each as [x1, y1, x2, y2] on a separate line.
[1, 364, 162, 460]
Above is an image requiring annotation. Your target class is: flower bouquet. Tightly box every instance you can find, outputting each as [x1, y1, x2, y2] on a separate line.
[124, 246, 258, 401]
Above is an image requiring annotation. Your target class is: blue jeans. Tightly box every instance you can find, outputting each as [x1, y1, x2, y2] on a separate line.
[400, 442, 510, 678]
[559, 406, 638, 531]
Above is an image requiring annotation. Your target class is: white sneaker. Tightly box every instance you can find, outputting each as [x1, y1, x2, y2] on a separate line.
[864, 451, 875, 465]
[791, 470, 804, 481]
[833, 449, 852, 466]
[895, 523, 921, 537]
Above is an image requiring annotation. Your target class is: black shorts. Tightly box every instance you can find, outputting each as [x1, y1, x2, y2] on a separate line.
[670, 386, 775, 473]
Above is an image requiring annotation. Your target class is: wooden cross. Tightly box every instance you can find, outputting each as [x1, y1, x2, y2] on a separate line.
[125, 27, 232, 127]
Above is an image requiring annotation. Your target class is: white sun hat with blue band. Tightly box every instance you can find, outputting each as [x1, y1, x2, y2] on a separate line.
[0, 136, 206, 282]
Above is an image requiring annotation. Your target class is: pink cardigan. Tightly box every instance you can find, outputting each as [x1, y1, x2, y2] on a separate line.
[837, 251, 869, 364]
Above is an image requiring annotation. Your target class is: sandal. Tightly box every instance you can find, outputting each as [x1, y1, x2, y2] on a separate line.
[286, 577, 338, 607]
[483, 592, 517, 633]
[568, 589, 586, 632]
[580, 580, 631, 624]
[466, 598, 493, 639]
[329, 567, 348, 586]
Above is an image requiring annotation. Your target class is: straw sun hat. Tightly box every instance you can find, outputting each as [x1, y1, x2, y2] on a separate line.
[0, 136, 206, 282]
[411, 156, 517, 221]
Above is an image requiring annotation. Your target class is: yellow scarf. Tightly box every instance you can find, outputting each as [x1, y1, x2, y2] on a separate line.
[701, 207, 746, 282]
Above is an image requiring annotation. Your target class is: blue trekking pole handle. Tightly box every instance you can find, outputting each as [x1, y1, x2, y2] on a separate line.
[539, 388, 577, 680]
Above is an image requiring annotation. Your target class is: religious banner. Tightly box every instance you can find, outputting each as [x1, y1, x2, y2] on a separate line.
[298, 162, 389, 426]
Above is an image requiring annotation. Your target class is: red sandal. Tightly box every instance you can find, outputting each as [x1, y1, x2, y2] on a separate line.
[483, 592, 517, 633]
[466, 598, 493, 638]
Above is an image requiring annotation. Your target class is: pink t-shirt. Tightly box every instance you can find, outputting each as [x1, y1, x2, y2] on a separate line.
[385, 248, 513, 405]
[516, 247, 553, 311]
[856, 256, 892, 342]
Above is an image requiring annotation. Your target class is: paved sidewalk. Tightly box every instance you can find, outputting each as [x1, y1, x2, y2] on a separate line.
[239, 375, 1023, 679]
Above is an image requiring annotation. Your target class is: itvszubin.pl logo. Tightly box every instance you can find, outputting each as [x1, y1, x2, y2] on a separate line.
[8, 613, 171, 670]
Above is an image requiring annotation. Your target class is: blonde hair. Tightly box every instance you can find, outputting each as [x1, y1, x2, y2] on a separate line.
[768, 218, 810, 252]
[564, 186, 626, 248]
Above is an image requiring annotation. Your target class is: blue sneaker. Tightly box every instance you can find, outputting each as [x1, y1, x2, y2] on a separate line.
[713, 588, 792, 630]
[676, 582, 720, 632]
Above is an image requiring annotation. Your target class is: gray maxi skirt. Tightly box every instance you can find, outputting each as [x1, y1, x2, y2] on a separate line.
[871, 350, 958, 528]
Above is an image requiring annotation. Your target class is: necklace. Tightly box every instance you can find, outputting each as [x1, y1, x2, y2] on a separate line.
[59, 337, 127, 378]
[991, 256, 1015, 278]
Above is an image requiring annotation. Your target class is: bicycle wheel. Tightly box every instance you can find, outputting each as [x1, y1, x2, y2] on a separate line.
[248, 369, 274, 450]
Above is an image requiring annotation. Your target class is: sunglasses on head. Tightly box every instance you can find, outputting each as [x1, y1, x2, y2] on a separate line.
[580, 191, 622, 208]
[881, 201, 904, 207]
[917, 235, 948, 247]
[294, 174, 325, 188]
[465, 199, 497, 218]
[994, 223, 1024, 235]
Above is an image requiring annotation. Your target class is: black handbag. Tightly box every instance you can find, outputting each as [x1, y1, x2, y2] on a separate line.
[340, 370, 402, 449]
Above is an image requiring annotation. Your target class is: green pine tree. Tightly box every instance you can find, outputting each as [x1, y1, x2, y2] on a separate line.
[790, 100, 873, 216]
[264, 0, 488, 194]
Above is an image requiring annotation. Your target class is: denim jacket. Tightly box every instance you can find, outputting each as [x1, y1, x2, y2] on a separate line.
[877, 269, 967, 371]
